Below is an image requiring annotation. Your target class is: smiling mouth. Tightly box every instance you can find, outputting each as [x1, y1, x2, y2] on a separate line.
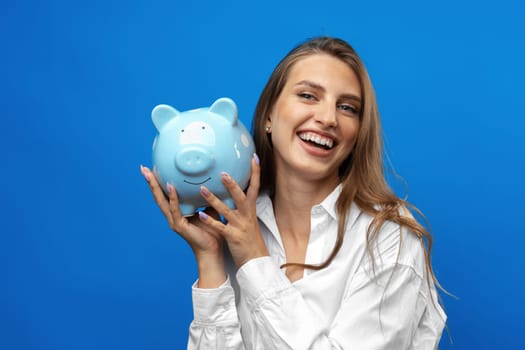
[298, 132, 336, 150]
[183, 177, 211, 185]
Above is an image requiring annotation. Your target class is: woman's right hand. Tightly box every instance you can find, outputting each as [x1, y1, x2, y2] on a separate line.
[140, 165, 226, 288]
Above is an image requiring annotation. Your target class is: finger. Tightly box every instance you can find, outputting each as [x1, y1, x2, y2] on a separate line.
[167, 183, 186, 227]
[246, 153, 261, 202]
[199, 185, 234, 221]
[141, 165, 171, 217]
[221, 172, 248, 206]
[197, 210, 228, 236]
[203, 207, 220, 221]
[188, 210, 223, 240]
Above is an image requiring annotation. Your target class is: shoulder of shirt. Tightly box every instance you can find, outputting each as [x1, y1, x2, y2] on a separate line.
[353, 202, 427, 274]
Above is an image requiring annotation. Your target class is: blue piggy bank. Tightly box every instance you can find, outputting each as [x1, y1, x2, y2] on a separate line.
[151, 97, 255, 216]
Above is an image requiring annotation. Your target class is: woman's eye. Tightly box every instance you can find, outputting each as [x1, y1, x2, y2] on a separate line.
[298, 93, 316, 100]
[338, 104, 358, 114]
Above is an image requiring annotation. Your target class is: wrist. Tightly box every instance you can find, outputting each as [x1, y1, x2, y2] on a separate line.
[195, 252, 226, 289]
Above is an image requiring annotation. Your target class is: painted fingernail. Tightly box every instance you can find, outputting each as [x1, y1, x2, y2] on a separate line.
[140, 165, 150, 181]
[198, 211, 208, 220]
[253, 153, 260, 165]
[200, 186, 210, 197]
[166, 183, 172, 193]
[221, 172, 232, 184]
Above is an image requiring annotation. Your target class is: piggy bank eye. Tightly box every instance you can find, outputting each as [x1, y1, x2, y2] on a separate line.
[201, 126, 206, 130]
[181, 129, 185, 133]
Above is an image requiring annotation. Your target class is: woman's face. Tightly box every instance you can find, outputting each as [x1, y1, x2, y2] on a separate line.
[268, 53, 361, 185]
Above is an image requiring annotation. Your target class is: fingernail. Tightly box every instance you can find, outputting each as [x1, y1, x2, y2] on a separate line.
[200, 186, 210, 197]
[198, 211, 208, 220]
[253, 153, 260, 165]
[140, 165, 150, 181]
[221, 172, 232, 184]
[166, 183, 171, 193]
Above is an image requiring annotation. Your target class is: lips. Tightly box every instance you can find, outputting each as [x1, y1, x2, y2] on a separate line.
[298, 131, 336, 150]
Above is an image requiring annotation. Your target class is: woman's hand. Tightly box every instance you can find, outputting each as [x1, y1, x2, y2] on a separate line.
[197, 154, 269, 268]
[140, 165, 226, 288]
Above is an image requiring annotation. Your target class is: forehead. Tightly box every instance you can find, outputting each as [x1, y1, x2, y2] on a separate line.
[286, 54, 361, 96]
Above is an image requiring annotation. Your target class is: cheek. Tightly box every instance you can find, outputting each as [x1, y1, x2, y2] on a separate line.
[271, 97, 306, 126]
[341, 119, 360, 142]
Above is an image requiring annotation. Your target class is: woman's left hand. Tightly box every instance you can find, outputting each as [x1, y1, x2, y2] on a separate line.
[197, 154, 269, 268]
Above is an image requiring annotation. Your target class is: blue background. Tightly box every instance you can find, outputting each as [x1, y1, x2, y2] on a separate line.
[2, 0, 524, 348]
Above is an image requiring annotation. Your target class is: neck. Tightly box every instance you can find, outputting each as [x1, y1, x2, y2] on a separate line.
[272, 172, 339, 241]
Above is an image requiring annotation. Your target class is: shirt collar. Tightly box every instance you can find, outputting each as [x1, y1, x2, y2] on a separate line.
[313, 184, 341, 221]
[255, 192, 275, 229]
[256, 184, 363, 256]
[256, 184, 342, 227]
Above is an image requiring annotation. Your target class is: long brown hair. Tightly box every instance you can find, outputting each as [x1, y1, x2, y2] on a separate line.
[253, 36, 443, 292]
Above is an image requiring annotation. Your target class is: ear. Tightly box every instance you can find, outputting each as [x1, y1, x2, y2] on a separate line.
[151, 104, 180, 131]
[209, 97, 238, 126]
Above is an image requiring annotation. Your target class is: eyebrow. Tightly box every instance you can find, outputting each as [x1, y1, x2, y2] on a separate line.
[295, 80, 362, 104]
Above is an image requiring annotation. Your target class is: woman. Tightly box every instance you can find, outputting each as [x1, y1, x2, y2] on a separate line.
[141, 36, 446, 349]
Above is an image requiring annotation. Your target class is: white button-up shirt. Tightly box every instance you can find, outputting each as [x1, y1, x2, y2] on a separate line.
[189, 185, 446, 349]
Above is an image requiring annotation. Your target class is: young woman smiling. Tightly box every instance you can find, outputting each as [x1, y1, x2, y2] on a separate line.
[141, 36, 446, 349]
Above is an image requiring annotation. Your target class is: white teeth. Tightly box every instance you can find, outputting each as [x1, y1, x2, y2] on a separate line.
[298, 132, 334, 149]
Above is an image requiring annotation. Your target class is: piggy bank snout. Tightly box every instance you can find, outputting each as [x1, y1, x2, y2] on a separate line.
[175, 147, 215, 175]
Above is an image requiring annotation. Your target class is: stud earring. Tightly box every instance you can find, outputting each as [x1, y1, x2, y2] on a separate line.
[265, 126, 271, 133]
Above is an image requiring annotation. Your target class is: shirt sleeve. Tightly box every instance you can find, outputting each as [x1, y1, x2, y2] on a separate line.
[236, 246, 444, 349]
[237, 256, 338, 349]
[187, 276, 245, 350]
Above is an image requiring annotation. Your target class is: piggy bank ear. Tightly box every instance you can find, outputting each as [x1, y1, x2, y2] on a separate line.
[152, 104, 180, 131]
[209, 97, 238, 126]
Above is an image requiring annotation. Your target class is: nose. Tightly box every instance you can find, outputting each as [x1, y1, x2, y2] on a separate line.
[315, 102, 338, 128]
[175, 147, 215, 175]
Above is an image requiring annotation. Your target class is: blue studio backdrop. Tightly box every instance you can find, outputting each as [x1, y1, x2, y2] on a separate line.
[2, 0, 524, 349]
